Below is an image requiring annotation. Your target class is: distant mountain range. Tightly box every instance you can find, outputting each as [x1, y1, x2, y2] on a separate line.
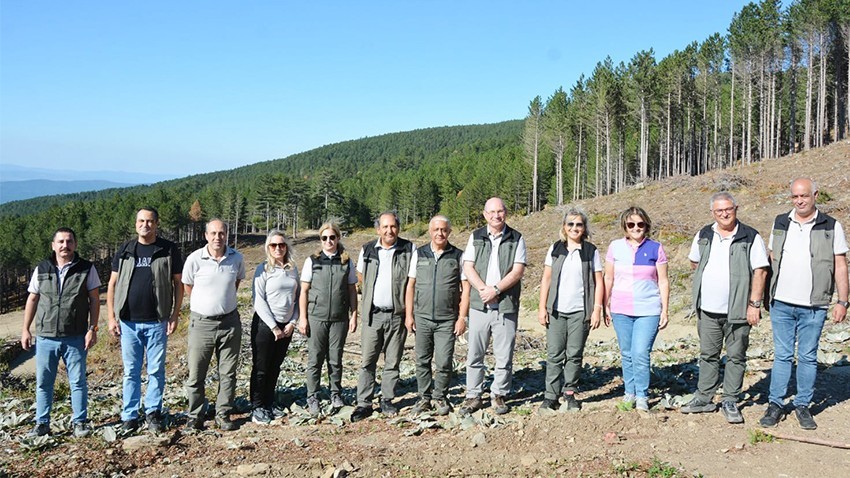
[0, 164, 177, 204]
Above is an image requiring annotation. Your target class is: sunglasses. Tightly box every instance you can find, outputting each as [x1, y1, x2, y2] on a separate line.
[566, 222, 585, 228]
[269, 243, 286, 249]
[626, 221, 646, 229]
[321, 235, 337, 242]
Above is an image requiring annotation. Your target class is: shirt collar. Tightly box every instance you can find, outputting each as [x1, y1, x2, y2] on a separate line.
[789, 209, 819, 225]
[711, 222, 739, 239]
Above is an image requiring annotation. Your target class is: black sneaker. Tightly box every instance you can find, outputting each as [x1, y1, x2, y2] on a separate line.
[794, 406, 817, 430]
[681, 397, 717, 414]
[720, 401, 744, 424]
[215, 415, 237, 431]
[563, 393, 581, 412]
[350, 406, 373, 423]
[27, 423, 50, 437]
[759, 402, 784, 428]
[146, 411, 165, 433]
[306, 396, 321, 418]
[251, 408, 272, 425]
[380, 399, 398, 417]
[184, 416, 205, 432]
[538, 398, 558, 414]
[458, 397, 484, 416]
[121, 418, 140, 432]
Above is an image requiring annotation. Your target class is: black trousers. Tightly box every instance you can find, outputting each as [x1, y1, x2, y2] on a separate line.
[250, 313, 292, 409]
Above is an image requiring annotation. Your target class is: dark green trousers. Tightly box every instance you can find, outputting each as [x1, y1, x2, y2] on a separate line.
[544, 310, 589, 400]
[305, 319, 349, 397]
[694, 309, 751, 402]
[414, 317, 456, 401]
[356, 310, 407, 406]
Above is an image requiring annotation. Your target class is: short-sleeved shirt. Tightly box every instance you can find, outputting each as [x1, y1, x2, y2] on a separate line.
[606, 237, 667, 316]
[769, 210, 849, 307]
[407, 246, 468, 280]
[461, 227, 527, 286]
[544, 244, 602, 314]
[253, 263, 300, 330]
[111, 238, 183, 321]
[28, 260, 101, 295]
[182, 246, 245, 316]
[300, 253, 358, 284]
[357, 241, 416, 308]
[688, 224, 769, 314]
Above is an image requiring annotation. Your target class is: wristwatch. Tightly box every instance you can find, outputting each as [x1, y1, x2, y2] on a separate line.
[748, 300, 763, 308]
[837, 300, 850, 308]
[493, 285, 501, 296]
[88, 325, 99, 332]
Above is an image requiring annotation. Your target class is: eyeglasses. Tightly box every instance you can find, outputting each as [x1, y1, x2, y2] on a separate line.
[626, 221, 646, 229]
[269, 243, 286, 249]
[321, 235, 337, 242]
[566, 222, 585, 228]
[712, 207, 736, 215]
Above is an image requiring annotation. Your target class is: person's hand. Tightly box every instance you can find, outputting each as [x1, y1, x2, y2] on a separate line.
[604, 310, 612, 327]
[405, 315, 415, 334]
[84, 329, 97, 350]
[348, 311, 358, 333]
[479, 286, 498, 304]
[21, 329, 33, 351]
[298, 318, 309, 336]
[746, 305, 761, 326]
[167, 314, 179, 335]
[283, 323, 295, 337]
[272, 326, 285, 341]
[833, 303, 847, 324]
[658, 312, 669, 330]
[537, 309, 549, 327]
[108, 318, 121, 337]
[454, 317, 467, 336]
[590, 309, 602, 330]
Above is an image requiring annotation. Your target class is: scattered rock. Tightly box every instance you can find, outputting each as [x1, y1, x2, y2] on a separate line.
[471, 432, 487, 447]
[235, 463, 270, 476]
[520, 454, 537, 466]
[603, 432, 619, 445]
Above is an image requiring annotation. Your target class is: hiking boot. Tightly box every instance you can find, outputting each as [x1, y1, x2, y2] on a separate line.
[73, 421, 92, 438]
[635, 397, 650, 412]
[563, 393, 581, 412]
[434, 399, 453, 416]
[306, 396, 321, 418]
[680, 397, 716, 414]
[491, 395, 510, 415]
[146, 411, 165, 433]
[759, 402, 784, 428]
[184, 416, 205, 432]
[330, 393, 345, 412]
[538, 398, 558, 414]
[350, 406, 373, 423]
[794, 405, 817, 430]
[458, 397, 484, 416]
[251, 408, 271, 425]
[720, 401, 744, 424]
[410, 398, 433, 415]
[121, 418, 139, 432]
[28, 423, 50, 437]
[380, 399, 399, 417]
[215, 415, 237, 431]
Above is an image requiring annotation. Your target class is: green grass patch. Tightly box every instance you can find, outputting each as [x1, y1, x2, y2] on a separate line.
[648, 458, 680, 477]
[748, 428, 775, 445]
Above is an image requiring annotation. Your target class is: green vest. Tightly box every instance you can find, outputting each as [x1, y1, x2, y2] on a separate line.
[692, 222, 759, 322]
[468, 225, 522, 313]
[412, 243, 464, 322]
[770, 212, 837, 306]
[35, 255, 94, 338]
[544, 241, 597, 320]
[359, 238, 413, 320]
[113, 237, 176, 321]
[307, 253, 352, 322]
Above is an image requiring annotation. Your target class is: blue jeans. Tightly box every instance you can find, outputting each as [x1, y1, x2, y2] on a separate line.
[120, 320, 168, 421]
[768, 300, 827, 407]
[611, 314, 660, 399]
[35, 335, 88, 424]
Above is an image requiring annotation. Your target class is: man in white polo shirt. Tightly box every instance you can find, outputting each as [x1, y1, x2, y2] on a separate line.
[182, 219, 246, 431]
[680, 192, 769, 424]
[760, 178, 849, 430]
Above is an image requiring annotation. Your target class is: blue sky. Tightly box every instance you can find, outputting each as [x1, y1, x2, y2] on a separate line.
[1, 1, 751, 177]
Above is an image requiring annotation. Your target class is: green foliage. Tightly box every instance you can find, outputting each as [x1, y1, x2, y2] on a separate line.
[748, 428, 776, 445]
[647, 458, 681, 478]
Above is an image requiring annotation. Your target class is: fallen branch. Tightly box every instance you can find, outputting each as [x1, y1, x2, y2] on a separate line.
[763, 430, 850, 449]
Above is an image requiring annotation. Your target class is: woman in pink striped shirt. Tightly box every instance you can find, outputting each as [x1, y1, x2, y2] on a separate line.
[603, 206, 669, 411]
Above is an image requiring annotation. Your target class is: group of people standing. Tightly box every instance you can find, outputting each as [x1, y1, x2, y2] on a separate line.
[20, 177, 847, 438]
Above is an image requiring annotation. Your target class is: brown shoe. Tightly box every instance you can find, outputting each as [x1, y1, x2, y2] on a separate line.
[491, 395, 510, 415]
[458, 397, 484, 416]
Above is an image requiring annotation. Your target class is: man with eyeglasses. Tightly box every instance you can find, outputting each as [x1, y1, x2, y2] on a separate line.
[760, 178, 848, 430]
[182, 219, 246, 431]
[459, 197, 527, 416]
[351, 212, 416, 422]
[681, 192, 768, 424]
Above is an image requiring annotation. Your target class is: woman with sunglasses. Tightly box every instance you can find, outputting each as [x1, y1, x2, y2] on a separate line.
[298, 222, 358, 418]
[538, 207, 604, 413]
[250, 230, 299, 425]
[604, 206, 669, 411]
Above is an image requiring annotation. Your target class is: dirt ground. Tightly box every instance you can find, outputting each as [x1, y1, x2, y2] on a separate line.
[2, 141, 850, 477]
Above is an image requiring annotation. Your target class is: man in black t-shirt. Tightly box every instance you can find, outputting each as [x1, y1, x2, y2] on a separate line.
[106, 207, 183, 433]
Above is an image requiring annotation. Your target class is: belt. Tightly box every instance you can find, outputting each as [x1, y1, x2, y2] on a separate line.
[371, 306, 394, 314]
[194, 309, 238, 320]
